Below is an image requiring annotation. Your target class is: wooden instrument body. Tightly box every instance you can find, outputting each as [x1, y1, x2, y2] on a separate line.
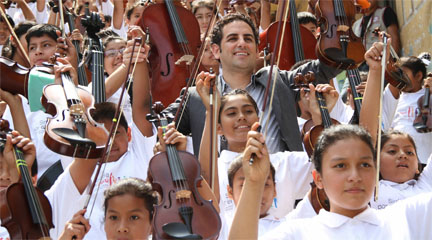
[315, 0, 365, 69]
[42, 84, 108, 158]
[139, 3, 201, 106]
[0, 183, 53, 239]
[148, 150, 221, 240]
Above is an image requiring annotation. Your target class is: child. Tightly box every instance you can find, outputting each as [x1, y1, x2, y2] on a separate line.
[58, 177, 157, 240]
[194, 72, 344, 219]
[45, 37, 155, 239]
[230, 124, 432, 239]
[297, 11, 318, 38]
[1, 21, 36, 67]
[191, 0, 216, 39]
[25, 24, 59, 67]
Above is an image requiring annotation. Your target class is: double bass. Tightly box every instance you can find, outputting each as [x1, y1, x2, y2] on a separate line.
[138, 1, 202, 106]
[0, 119, 54, 239]
[147, 102, 221, 240]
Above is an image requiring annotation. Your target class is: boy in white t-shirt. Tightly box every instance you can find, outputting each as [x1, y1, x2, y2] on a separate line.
[45, 37, 154, 239]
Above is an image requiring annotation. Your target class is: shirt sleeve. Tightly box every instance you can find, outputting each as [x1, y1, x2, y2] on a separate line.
[329, 96, 354, 124]
[416, 154, 432, 191]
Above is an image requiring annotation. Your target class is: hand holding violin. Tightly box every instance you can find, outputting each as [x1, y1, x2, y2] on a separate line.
[54, 57, 79, 85]
[424, 73, 432, 88]
[154, 122, 187, 154]
[56, 30, 79, 71]
[364, 39, 391, 72]
[58, 209, 91, 240]
[1, 131, 36, 184]
[307, 84, 339, 126]
[122, 33, 150, 69]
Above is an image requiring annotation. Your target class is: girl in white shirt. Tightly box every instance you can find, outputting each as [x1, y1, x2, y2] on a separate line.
[229, 124, 432, 239]
[58, 178, 157, 240]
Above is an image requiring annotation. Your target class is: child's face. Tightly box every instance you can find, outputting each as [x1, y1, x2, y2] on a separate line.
[100, 120, 130, 162]
[104, 39, 126, 76]
[228, 167, 276, 218]
[28, 35, 57, 66]
[0, 22, 10, 45]
[380, 135, 418, 183]
[402, 67, 423, 92]
[314, 137, 376, 218]
[104, 193, 152, 240]
[127, 5, 145, 26]
[218, 95, 259, 151]
[301, 22, 318, 38]
[195, 7, 213, 34]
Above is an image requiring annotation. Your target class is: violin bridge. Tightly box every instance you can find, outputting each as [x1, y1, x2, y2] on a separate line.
[175, 190, 192, 200]
[337, 25, 350, 33]
[69, 104, 85, 116]
[175, 55, 194, 65]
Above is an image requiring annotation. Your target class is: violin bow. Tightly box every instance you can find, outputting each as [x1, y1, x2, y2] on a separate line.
[0, 6, 31, 66]
[58, 0, 66, 38]
[84, 38, 144, 218]
[374, 34, 388, 202]
[250, 0, 289, 164]
[172, 0, 222, 190]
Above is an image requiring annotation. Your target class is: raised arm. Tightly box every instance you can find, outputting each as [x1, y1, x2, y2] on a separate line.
[112, 0, 125, 30]
[15, 0, 36, 21]
[0, 89, 30, 138]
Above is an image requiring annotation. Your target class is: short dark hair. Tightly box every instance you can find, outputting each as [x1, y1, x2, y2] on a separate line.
[0, 13, 14, 28]
[297, 11, 317, 27]
[219, 89, 259, 123]
[227, 155, 275, 189]
[126, 1, 145, 21]
[25, 24, 59, 48]
[104, 178, 157, 220]
[91, 102, 128, 131]
[210, 13, 259, 47]
[103, 36, 126, 48]
[400, 56, 427, 84]
[312, 125, 375, 173]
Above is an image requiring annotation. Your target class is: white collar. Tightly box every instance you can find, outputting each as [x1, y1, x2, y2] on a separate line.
[317, 207, 381, 228]
[380, 179, 417, 189]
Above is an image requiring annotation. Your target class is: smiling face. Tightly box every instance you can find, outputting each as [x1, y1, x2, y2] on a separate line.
[380, 134, 418, 183]
[228, 167, 276, 218]
[211, 20, 258, 75]
[28, 35, 57, 67]
[314, 137, 376, 218]
[104, 39, 126, 76]
[217, 94, 259, 152]
[104, 193, 152, 240]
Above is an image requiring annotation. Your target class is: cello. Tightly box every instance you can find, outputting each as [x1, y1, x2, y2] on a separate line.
[0, 119, 54, 239]
[259, 0, 317, 70]
[147, 102, 221, 240]
[315, 0, 365, 70]
[138, 0, 202, 106]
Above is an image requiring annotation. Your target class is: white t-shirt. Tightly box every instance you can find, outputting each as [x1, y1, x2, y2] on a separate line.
[2, 96, 61, 177]
[218, 150, 313, 220]
[285, 194, 316, 220]
[0, 220, 10, 240]
[261, 192, 432, 239]
[382, 87, 432, 163]
[45, 123, 156, 240]
[371, 154, 432, 209]
[6, 1, 49, 24]
[95, 0, 114, 17]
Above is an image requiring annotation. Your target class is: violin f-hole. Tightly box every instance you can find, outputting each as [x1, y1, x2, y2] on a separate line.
[326, 24, 337, 39]
[161, 53, 173, 76]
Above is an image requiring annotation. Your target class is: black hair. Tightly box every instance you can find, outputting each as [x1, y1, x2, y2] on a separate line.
[210, 13, 259, 47]
[103, 35, 126, 48]
[1, 21, 36, 59]
[97, 29, 120, 42]
[227, 155, 275, 189]
[400, 56, 427, 84]
[104, 178, 157, 221]
[25, 24, 60, 48]
[297, 11, 317, 27]
[91, 102, 128, 131]
[0, 13, 14, 28]
[312, 125, 375, 174]
[219, 89, 259, 123]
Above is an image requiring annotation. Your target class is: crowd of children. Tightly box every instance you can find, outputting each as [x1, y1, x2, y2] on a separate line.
[0, 0, 430, 239]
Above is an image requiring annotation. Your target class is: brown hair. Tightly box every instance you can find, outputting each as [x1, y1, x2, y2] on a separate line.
[219, 89, 259, 123]
[227, 155, 275, 189]
[210, 13, 259, 47]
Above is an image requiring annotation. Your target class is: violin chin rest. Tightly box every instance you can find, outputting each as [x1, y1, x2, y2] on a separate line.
[52, 128, 96, 148]
[162, 222, 203, 239]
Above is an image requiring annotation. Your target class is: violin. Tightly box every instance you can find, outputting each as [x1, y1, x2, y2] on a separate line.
[372, 28, 411, 91]
[0, 119, 54, 239]
[293, 72, 339, 156]
[0, 57, 30, 98]
[413, 72, 432, 133]
[138, 0, 202, 107]
[315, 0, 365, 69]
[147, 102, 221, 240]
[259, 0, 317, 70]
[309, 182, 330, 213]
[42, 60, 108, 159]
